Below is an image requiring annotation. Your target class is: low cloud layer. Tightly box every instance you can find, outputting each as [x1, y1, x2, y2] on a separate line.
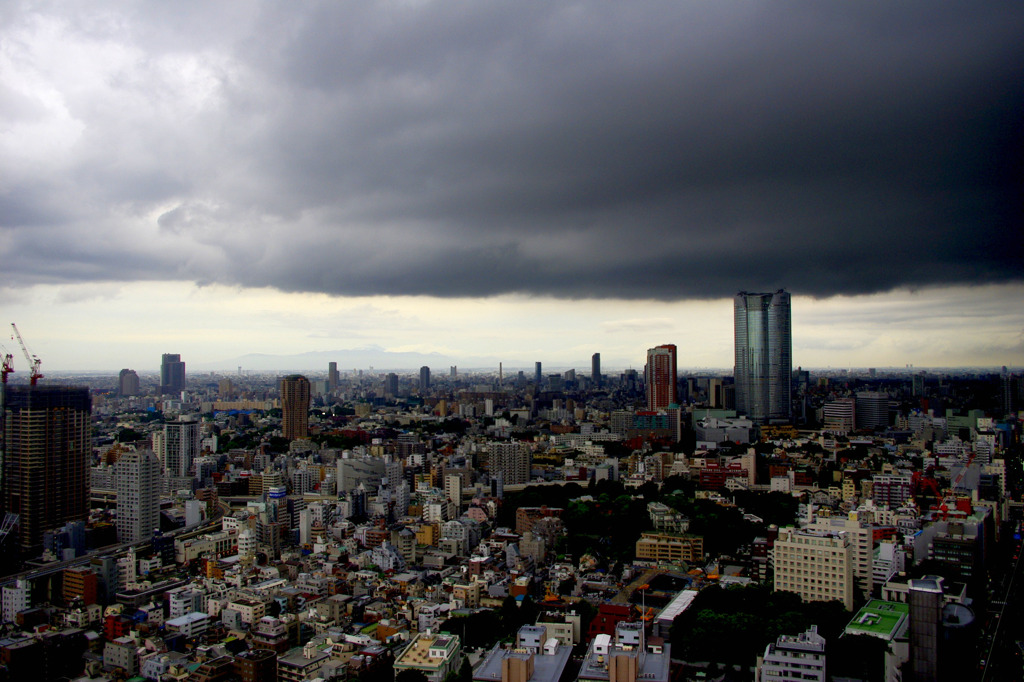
[2, 1, 1021, 300]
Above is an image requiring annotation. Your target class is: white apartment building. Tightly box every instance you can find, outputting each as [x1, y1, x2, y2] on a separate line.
[756, 625, 827, 682]
[1, 580, 30, 624]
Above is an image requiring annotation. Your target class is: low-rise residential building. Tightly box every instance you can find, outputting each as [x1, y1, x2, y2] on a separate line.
[577, 622, 671, 682]
[755, 625, 827, 682]
[635, 532, 704, 565]
[165, 611, 210, 639]
[103, 636, 139, 676]
[474, 625, 572, 682]
[393, 631, 463, 682]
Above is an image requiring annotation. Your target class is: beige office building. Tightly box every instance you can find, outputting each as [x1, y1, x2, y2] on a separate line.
[773, 527, 854, 610]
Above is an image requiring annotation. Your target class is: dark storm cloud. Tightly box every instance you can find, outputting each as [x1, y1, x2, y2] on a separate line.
[2, 1, 1021, 299]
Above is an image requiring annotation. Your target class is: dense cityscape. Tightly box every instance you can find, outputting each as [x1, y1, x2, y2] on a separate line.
[3, 3, 1022, 682]
[0, 291, 1021, 682]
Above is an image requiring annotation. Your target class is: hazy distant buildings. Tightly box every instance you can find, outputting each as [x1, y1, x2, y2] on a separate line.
[159, 353, 186, 395]
[419, 366, 431, 392]
[118, 369, 140, 396]
[592, 353, 602, 387]
[281, 375, 311, 440]
[734, 290, 792, 423]
[115, 449, 161, 543]
[1, 385, 91, 554]
[646, 344, 678, 410]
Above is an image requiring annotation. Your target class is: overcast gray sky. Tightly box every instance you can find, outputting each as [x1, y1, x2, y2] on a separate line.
[1, 1, 1021, 370]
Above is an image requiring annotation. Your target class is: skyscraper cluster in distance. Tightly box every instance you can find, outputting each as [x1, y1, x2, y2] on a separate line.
[0, 290, 791, 559]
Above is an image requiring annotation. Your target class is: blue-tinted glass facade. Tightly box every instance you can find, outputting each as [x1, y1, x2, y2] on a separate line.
[734, 290, 792, 422]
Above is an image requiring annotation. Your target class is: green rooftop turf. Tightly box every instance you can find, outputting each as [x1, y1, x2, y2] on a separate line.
[844, 600, 909, 638]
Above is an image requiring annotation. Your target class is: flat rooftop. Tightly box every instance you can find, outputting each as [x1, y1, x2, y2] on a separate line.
[474, 646, 572, 682]
[844, 600, 908, 640]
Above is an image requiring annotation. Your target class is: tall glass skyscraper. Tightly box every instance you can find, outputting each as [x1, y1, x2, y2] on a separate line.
[734, 290, 792, 422]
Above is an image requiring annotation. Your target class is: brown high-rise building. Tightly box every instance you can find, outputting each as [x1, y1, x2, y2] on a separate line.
[645, 344, 678, 410]
[280, 375, 310, 440]
[117, 369, 140, 396]
[1, 385, 91, 555]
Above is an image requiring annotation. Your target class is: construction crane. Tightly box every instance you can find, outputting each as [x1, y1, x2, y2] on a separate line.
[0, 337, 12, 384]
[10, 323, 43, 386]
[0, 352, 12, 384]
[948, 451, 977, 494]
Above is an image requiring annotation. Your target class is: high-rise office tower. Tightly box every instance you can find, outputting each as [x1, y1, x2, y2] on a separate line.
[419, 366, 431, 392]
[281, 375, 310, 440]
[115, 449, 161, 543]
[118, 369, 140, 396]
[1, 385, 91, 554]
[734, 290, 792, 423]
[385, 372, 399, 397]
[534, 362, 542, 386]
[163, 416, 200, 478]
[855, 391, 889, 431]
[645, 344, 678, 410]
[908, 578, 943, 682]
[159, 353, 186, 395]
[592, 353, 602, 388]
[327, 362, 339, 390]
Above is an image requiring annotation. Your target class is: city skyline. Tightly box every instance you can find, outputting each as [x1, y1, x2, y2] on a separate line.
[1, 3, 1021, 372]
[3, 284, 1021, 374]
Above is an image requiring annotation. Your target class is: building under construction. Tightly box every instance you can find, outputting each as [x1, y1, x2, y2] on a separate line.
[1, 384, 91, 558]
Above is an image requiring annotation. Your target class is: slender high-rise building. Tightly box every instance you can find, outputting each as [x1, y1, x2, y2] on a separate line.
[734, 290, 792, 423]
[419, 366, 431, 392]
[163, 416, 200, 478]
[327, 362, 340, 390]
[115, 449, 161, 543]
[1, 385, 91, 555]
[592, 353, 602, 388]
[645, 345, 678, 410]
[534, 362, 542, 386]
[159, 353, 186, 395]
[280, 375, 310, 440]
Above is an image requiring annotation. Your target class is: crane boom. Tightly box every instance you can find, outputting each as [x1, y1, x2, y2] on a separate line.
[10, 323, 42, 386]
[1, 353, 12, 384]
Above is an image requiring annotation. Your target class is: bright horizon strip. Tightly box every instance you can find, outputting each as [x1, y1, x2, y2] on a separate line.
[1, 281, 1021, 373]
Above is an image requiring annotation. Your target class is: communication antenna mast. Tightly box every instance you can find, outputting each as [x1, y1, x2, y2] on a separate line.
[10, 323, 43, 386]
